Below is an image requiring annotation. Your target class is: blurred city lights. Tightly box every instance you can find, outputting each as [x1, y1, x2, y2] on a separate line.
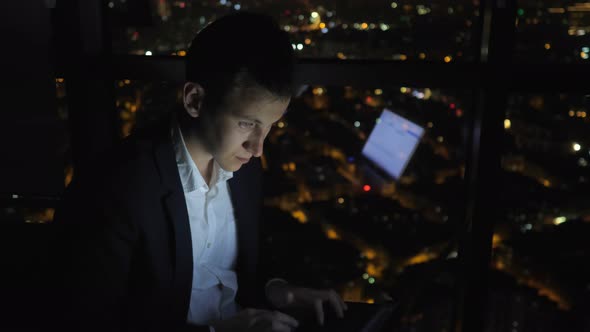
[553, 216, 567, 225]
[312, 87, 325, 95]
[145, 50, 152, 56]
[573, 143, 581, 151]
[363, 185, 371, 192]
[354, 121, 361, 128]
[504, 119, 512, 129]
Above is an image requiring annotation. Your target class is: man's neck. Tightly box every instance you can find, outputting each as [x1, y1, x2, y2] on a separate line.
[183, 132, 214, 186]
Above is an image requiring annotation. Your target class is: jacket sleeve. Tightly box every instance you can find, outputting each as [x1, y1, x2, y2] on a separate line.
[51, 177, 210, 332]
[52, 176, 137, 332]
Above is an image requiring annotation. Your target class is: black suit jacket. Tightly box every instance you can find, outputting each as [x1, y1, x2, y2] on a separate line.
[52, 117, 266, 332]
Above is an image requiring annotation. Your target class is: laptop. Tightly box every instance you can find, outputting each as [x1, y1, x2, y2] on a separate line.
[290, 301, 398, 332]
[361, 108, 424, 181]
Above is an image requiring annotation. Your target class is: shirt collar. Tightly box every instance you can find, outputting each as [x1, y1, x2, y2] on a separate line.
[172, 121, 233, 193]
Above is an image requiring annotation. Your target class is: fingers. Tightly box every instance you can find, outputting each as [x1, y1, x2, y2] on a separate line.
[285, 290, 294, 305]
[336, 290, 348, 311]
[252, 310, 299, 332]
[327, 290, 344, 318]
[271, 310, 299, 328]
[314, 298, 325, 326]
[240, 308, 266, 318]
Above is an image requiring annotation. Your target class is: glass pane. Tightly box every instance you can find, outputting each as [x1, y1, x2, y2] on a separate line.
[57, 78, 74, 190]
[117, 81, 472, 330]
[113, 80, 181, 138]
[492, 93, 589, 329]
[0, 207, 56, 224]
[107, 0, 480, 62]
[1, 76, 70, 199]
[514, 1, 590, 63]
[261, 85, 470, 331]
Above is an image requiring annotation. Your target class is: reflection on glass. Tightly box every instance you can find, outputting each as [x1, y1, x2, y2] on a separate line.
[262, 85, 468, 331]
[492, 93, 590, 330]
[107, 0, 480, 61]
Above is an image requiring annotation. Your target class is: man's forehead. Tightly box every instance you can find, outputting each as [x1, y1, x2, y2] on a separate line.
[231, 97, 289, 116]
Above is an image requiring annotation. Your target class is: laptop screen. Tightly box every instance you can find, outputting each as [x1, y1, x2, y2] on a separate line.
[361, 109, 424, 179]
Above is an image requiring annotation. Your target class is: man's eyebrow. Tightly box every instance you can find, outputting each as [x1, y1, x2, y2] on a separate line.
[239, 115, 264, 124]
[239, 114, 283, 125]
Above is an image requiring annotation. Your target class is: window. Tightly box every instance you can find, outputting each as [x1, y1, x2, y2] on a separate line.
[514, 0, 590, 63]
[488, 92, 590, 330]
[107, 0, 480, 62]
[121, 82, 472, 329]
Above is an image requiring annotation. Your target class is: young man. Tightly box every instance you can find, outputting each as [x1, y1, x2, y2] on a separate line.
[53, 12, 346, 332]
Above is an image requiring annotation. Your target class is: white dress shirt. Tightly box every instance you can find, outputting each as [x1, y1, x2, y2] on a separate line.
[172, 123, 239, 328]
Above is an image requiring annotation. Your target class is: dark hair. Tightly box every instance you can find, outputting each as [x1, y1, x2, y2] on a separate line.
[184, 12, 295, 114]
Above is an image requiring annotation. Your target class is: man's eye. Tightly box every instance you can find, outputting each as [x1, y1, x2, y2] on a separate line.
[238, 121, 255, 129]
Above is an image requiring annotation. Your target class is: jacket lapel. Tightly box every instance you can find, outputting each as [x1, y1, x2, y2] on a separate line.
[146, 115, 262, 310]
[228, 159, 262, 306]
[151, 120, 193, 323]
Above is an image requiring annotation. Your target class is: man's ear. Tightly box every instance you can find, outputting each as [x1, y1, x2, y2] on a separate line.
[183, 82, 205, 118]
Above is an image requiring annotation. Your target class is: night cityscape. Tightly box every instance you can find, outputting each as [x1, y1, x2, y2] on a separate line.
[3, 1, 590, 331]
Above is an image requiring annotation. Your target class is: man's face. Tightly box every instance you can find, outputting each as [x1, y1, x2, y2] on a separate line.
[204, 87, 290, 172]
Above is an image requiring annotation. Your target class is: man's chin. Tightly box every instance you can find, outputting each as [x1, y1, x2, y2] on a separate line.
[219, 161, 242, 173]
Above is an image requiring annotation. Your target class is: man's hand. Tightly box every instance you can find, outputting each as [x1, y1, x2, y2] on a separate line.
[209, 308, 299, 332]
[265, 281, 348, 326]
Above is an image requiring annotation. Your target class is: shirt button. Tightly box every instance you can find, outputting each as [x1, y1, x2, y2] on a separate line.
[207, 243, 211, 248]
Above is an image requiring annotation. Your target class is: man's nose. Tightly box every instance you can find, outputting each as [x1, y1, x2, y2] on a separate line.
[245, 132, 265, 157]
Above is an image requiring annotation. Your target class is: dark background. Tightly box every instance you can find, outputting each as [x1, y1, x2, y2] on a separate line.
[2, 1, 590, 331]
